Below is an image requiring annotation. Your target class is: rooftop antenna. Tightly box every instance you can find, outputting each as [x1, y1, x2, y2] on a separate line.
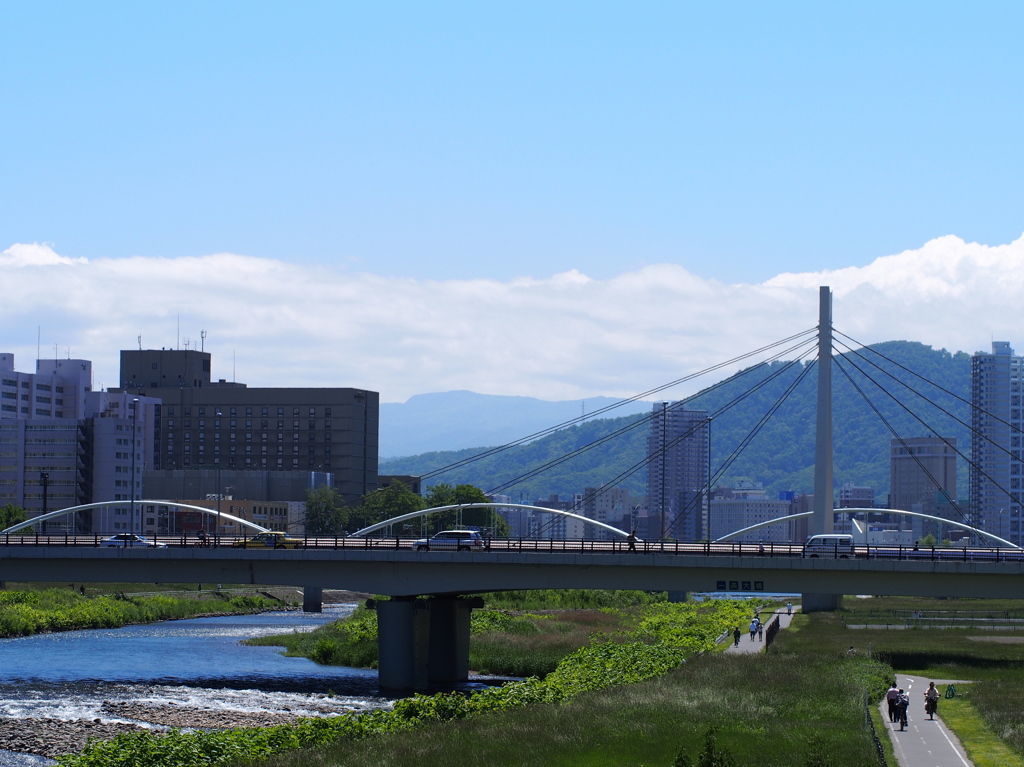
[177, 316, 180, 350]
[200, 330, 207, 352]
[138, 335, 142, 351]
[233, 349, 236, 382]
[37, 326, 40, 365]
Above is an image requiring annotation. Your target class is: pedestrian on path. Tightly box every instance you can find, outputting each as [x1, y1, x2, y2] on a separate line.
[757, 621, 764, 641]
[733, 627, 741, 647]
[749, 619, 758, 641]
[626, 529, 636, 551]
[885, 682, 900, 722]
[786, 601, 792, 615]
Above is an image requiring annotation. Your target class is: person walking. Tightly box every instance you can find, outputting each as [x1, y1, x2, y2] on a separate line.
[733, 626, 741, 647]
[749, 619, 758, 641]
[924, 682, 940, 719]
[626, 529, 637, 551]
[757, 621, 764, 641]
[786, 601, 792, 615]
[885, 683, 900, 722]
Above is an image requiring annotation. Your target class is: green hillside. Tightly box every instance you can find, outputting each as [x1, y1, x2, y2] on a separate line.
[380, 341, 972, 501]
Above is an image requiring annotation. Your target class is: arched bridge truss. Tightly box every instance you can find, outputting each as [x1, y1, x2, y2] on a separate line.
[0, 500, 270, 537]
[714, 507, 1019, 549]
[351, 502, 636, 540]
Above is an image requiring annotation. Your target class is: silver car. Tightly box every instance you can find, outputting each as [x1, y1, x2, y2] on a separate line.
[412, 530, 485, 552]
[101, 534, 167, 548]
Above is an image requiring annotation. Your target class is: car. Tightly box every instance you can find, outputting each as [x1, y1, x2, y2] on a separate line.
[412, 530, 485, 552]
[231, 531, 304, 549]
[803, 534, 855, 558]
[101, 534, 167, 548]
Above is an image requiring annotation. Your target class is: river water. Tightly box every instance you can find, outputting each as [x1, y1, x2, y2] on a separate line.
[0, 604, 387, 766]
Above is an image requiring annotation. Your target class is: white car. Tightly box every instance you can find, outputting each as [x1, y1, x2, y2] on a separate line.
[803, 534, 854, 558]
[412, 530, 485, 552]
[101, 534, 167, 548]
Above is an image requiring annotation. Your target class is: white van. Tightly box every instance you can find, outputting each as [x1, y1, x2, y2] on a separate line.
[803, 534, 855, 558]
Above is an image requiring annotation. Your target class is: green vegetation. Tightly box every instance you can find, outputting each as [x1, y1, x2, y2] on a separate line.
[941, 696, 1024, 767]
[58, 599, 768, 766]
[382, 340, 972, 499]
[246, 591, 672, 677]
[0, 502, 28, 532]
[303, 481, 509, 537]
[0, 587, 282, 637]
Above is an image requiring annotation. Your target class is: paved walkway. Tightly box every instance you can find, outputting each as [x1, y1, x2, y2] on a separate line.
[879, 674, 973, 767]
[723, 609, 795, 654]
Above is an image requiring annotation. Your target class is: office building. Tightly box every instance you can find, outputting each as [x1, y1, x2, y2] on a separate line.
[117, 349, 378, 506]
[970, 342, 1022, 545]
[708, 481, 792, 543]
[0, 354, 158, 532]
[647, 402, 709, 541]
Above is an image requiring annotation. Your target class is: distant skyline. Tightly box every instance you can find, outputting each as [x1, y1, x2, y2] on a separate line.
[3, 4, 1023, 400]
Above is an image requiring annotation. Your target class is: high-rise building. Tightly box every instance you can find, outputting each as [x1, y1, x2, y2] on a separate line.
[117, 349, 378, 506]
[582, 485, 638, 538]
[837, 483, 875, 509]
[970, 342, 1022, 545]
[0, 354, 158, 532]
[890, 436, 957, 537]
[647, 402, 709, 541]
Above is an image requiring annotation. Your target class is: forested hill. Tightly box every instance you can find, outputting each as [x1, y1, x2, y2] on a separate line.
[379, 341, 973, 501]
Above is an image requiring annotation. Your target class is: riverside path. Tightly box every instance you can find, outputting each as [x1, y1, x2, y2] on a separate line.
[881, 674, 973, 767]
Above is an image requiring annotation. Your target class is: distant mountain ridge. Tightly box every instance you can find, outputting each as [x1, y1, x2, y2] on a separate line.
[379, 341, 972, 502]
[379, 391, 650, 458]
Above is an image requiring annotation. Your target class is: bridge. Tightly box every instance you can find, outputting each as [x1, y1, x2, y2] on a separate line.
[2, 286, 1014, 689]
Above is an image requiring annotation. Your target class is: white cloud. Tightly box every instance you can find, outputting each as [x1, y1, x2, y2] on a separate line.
[1, 234, 1022, 402]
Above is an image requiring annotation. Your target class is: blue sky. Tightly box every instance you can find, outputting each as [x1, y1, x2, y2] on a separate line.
[5, 3, 1023, 283]
[3, 4, 1024, 399]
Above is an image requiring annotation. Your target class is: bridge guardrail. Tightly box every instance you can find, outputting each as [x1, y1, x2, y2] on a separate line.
[2, 534, 1024, 564]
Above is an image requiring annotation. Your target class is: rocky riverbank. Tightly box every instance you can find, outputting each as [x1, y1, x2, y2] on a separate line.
[0, 697, 364, 759]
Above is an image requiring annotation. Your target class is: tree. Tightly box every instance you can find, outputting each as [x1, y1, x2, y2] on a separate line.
[0, 503, 28, 533]
[303, 486, 348, 536]
[350, 481, 426, 533]
[424, 483, 510, 537]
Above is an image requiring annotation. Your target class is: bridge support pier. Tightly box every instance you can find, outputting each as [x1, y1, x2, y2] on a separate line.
[801, 593, 842, 613]
[303, 586, 323, 613]
[375, 595, 484, 691]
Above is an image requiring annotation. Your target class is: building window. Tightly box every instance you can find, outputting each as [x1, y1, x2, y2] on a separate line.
[325, 407, 331, 417]
[199, 407, 206, 416]
[277, 407, 284, 416]
[246, 420, 252, 430]
[246, 407, 252, 416]
[262, 407, 268, 417]
[309, 408, 315, 417]
[277, 420, 283, 429]
[185, 408, 191, 416]
[261, 420, 268, 429]
[293, 408, 299, 416]
[198, 419, 205, 428]
[293, 445, 299, 454]
[230, 407, 236, 417]
[230, 446, 236, 455]
[167, 407, 175, 416]
[292, 459, 299, 467]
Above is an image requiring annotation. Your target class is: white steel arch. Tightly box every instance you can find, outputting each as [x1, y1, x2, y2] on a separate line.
[0, 500, 270, 536]
[350, 503, 636, 540]
[713, 507, 1020, 549]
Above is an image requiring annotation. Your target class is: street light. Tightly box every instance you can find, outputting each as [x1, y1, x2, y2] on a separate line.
[131, 398, 139, 536]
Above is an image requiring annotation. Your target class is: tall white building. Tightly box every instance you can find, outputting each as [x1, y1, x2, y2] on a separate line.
[709, 481, 792, 543]
[0, 354, 157, 533]
[970, 341, 1023, 545]
[647, 403, 709, 541]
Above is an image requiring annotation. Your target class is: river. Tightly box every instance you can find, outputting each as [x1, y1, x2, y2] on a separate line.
[0, 604, 388, 766]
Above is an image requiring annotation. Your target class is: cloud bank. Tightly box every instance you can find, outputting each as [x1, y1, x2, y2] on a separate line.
[2, 234, 1023, 402]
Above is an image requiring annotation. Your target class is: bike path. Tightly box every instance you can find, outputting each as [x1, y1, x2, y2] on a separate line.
[723, 610, 795, 654]
[880, 674, 973, 767]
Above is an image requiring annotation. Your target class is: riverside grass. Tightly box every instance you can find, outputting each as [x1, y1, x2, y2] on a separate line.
[56, 598, 770, 767]
[0, 588, 281, 637]
[774, 597, 1024, 763]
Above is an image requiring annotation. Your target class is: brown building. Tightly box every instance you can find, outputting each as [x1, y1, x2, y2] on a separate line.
[116, 349, 378, 506]
[890, 436, 957, 514]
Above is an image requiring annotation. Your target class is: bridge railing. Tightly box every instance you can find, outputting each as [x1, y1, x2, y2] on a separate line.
[3, 534, 1024, 563]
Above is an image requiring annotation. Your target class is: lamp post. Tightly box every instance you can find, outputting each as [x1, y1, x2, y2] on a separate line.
[131, 398, 139, 536]
[40, 472, 49, 533]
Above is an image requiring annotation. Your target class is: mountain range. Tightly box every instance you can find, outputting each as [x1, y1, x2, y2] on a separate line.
[379, 341, 972, 503]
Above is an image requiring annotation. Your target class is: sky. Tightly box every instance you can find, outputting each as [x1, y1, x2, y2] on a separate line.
[3, 3, 1024, 402]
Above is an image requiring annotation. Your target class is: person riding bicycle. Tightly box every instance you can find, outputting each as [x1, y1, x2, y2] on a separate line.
[896, 689, 910, 730]
[924, 682, 940, 719]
